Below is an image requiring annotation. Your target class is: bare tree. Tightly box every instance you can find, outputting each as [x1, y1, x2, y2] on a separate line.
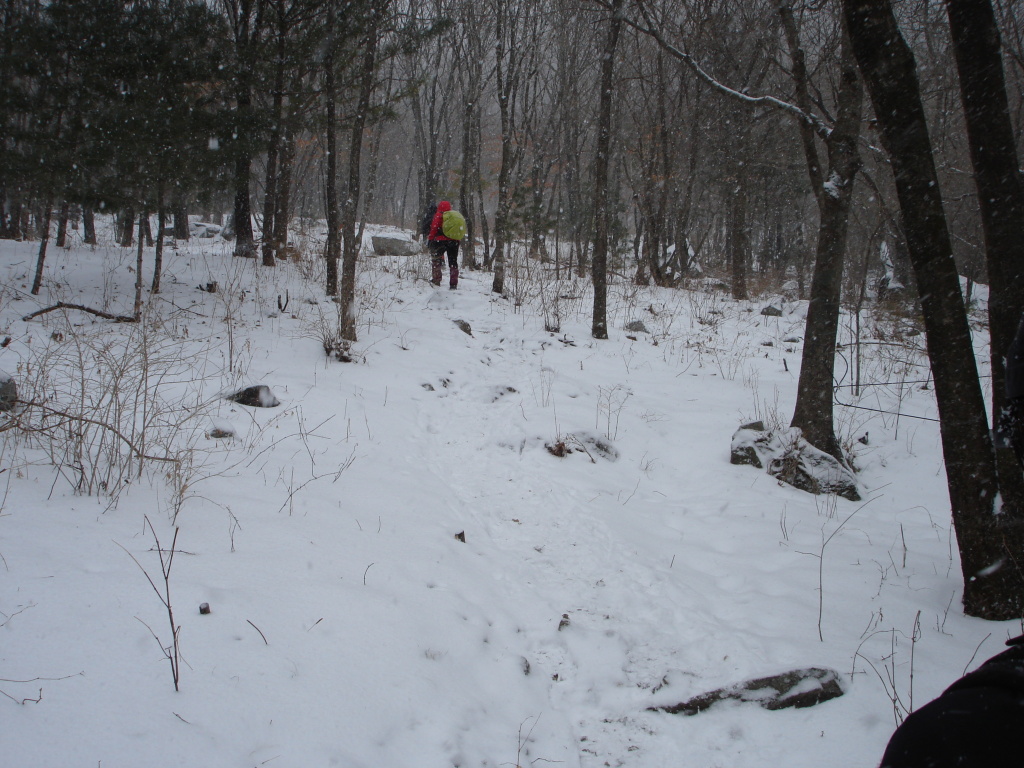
[782, 5, 864, 464]
[220, 0, 267, 260]
[591, 0, 624, 337]
[339, 2, 385, 342]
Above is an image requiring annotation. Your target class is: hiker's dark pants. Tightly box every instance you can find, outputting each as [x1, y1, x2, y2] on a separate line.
[429, 240, 459, 287]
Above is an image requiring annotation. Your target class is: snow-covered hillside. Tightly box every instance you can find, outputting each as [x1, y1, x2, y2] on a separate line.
[0, 224, 1018, 767]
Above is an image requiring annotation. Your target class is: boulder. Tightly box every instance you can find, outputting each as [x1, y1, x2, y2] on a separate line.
[729, 421, 766, 467]
[624, 320, 649, 333]
[228, 385, 280, 408]
[371, 235, 419, 257]
[731, 424, 860, 501]
[190, 221, 223, 239]
[650, 667, 844, 716]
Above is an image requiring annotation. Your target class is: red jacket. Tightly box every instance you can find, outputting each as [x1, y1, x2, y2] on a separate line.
[428, 201, 453, 242]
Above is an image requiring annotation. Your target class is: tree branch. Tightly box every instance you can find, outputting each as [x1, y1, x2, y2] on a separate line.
[21, 302, 137, 323]
[622, 0, 832, 141]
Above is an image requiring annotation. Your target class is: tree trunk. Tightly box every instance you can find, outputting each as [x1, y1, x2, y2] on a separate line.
[260, 128, 280, 266]
[134, 211, 145, 320]
[844, 0, 1024, 619]
[591, 0, 623, 339]
[260, 2, 286, 268]
[459, 67, 480, 269]
[490, 3, 514, 294]
[272, 120, 295, 260]
[152, 190, 166, 294]
[55, 200, 69, 247]
[324, 1, 340, 295]
[30, 199, 53, 295]
[727, 162, 749, 302]
[232, 95, 256, 258]
[119, 207, 134, 247]
[172, 202, 188, 241]
[340, 4, 382, 342]
[789, 42, 864, 463]
[142, 212, 154, 247]
[82, 206, 96, 245]
[945, 0, 1024, 513]
[7, 197, 24, 240]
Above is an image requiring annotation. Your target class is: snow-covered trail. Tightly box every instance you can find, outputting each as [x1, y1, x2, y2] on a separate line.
[364, 272, 845, 766]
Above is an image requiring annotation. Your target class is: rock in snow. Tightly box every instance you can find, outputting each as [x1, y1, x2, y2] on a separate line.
[730, 423, 860, 501]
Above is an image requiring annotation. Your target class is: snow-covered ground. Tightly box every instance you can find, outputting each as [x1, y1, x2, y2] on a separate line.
[0, 222, 1018, 767]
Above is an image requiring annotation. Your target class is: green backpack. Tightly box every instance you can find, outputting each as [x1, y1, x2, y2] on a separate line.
[441, 209, 467, 240]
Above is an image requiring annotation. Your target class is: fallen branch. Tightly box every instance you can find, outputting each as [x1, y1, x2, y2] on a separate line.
[22, 302, 136, 323]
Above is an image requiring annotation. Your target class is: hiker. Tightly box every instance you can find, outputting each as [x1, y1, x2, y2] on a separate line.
[999, 312, 1024, 466]
[426, 200, 460, 289]
[878, 635, 1024, 767]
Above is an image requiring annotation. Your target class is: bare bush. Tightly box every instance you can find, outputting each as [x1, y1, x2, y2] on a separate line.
[10, 317, 211, 505]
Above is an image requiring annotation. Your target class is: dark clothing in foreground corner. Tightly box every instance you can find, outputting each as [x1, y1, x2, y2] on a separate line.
[879, 635, 1024, 768]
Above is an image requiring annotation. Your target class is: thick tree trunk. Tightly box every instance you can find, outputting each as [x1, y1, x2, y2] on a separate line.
[119, 207, 134, 247]
[945, 0, 1024, 512]
[789, 44, 863, 463]
[591, 0, 623, 339]
[232, 85, 255, 258]
[142, 212, 154, 247]
[844, 0, 1024, 619]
